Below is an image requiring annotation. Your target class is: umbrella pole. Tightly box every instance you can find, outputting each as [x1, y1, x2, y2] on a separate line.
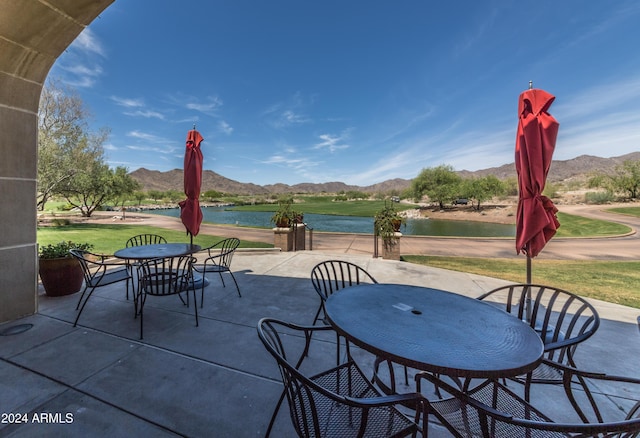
[526, 249, 532, 322]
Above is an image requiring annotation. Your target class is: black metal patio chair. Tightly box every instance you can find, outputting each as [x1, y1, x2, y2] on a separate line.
[415, 359, 640, 437]
[477, 283, 600, 401]
[70, 249, 134, 326]
[136, 255, 198, 339]
[193, 237, 241, 307]
[257, 317, 425, 438]
[125, 233, 167, 247]
[310, 260, 378, 326]
[310, 260, 410, 389]
[123, 233, 168, 300]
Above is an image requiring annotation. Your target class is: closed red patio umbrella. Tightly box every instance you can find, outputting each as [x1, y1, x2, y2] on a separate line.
[179, 128, 204, 241]
[515, 86, 560, 283]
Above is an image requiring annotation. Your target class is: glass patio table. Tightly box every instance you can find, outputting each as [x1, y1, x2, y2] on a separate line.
[324, 283, 544, 379]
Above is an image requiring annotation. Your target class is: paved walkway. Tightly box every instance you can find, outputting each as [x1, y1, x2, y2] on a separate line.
[102, 204, 640, 261]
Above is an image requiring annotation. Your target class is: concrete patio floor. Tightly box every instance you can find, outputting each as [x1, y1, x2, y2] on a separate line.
[1, 250, 639, 437]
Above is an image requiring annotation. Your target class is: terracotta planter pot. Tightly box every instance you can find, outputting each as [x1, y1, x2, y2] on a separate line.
[38, 257, 84, 297]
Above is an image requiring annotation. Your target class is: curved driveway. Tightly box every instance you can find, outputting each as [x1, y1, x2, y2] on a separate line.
[119, 204, 640, 261]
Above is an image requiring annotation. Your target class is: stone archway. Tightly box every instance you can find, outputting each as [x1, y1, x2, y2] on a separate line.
[0, 0, 114, 322]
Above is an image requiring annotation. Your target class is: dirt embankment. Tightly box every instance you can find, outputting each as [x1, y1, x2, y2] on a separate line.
[410, 204, 517, 225]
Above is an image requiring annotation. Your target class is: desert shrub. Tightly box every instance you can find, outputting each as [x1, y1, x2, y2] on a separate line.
[543, 182, 560, 198]
[584, 191, 614, 204]
[51, 218, 71, 226]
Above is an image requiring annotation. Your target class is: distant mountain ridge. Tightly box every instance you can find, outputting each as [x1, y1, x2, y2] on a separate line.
[130, 152, 640, 195]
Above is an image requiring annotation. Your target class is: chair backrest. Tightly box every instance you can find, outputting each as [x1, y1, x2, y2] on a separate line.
[69, 249, 96, 284]
[126, 234, 167, 247]
[258, 318, 338, 436]
[258, 318, 404, 437]
[419, 361, 640, 438]
[310, 260, 377, 302]
[557, 361, 640, 427]
[204, 237, 240, 268]
[477, 284, 600, 364]
[138, 256, 196, 296]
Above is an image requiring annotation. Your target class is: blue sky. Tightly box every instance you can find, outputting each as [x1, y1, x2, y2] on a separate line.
[50, 1, 640, 186]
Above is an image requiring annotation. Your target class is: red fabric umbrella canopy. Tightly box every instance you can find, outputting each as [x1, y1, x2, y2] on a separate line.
[179, 129, 204, 237]
[515, 88, 560, 259]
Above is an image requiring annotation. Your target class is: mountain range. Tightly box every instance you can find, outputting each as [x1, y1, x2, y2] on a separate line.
[130, 152, 640, 195]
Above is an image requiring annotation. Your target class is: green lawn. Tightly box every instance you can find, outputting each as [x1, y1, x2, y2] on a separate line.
[554, 212, 631, 237]
[606, 206, 640, 218]
[402, 256, 640, 309]
[37, 224, 272, 255]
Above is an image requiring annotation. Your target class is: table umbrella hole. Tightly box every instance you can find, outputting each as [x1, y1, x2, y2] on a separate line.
[411, 309, 422, 315]
[0, 323, 33, 336]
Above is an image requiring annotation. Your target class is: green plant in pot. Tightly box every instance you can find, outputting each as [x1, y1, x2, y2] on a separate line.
[271, 197, 297, 228]
[374, 202, 406, 249]
[38, 241, 93, 297]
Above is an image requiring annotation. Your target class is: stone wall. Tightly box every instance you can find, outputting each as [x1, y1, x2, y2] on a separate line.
[0, 0, 114, 322]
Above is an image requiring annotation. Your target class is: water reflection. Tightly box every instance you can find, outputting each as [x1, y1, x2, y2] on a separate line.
[149, 207, 515, 237]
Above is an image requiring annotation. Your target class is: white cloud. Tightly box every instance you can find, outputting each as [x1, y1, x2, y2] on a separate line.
[69, 28, 106, 57]
[126, 144, 175, 154]
[53, 28, 106, 88]
[127, 130, 167, 143]
[263, 93, 313, 128]
[185, 96, 223, 113]
[111, 96, 144, 107]
[314, 132, 350, 153]
[218, 120, 233, 135]
[124, 110, 165, 120]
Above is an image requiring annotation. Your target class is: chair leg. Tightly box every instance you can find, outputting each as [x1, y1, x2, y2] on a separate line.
[192, 288, 199, 327]
[228, 271, 241, 297]
[138, 292, 146, 339]
[265, 389, 286, 438]
[75, 285, 89, 310]
[74, 285, 97, 327]
[312, 303, 323, 325]
[200, 272, 207, 308]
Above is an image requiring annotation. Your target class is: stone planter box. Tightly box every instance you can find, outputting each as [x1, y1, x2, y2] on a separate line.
[381, 233, 402, 260]
[273, 227, 294, 252]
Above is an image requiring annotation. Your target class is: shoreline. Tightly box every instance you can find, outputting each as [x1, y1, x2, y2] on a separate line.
[36, 202, 640, 260]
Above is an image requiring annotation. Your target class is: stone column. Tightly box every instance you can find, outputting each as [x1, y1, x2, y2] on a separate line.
[0, 0, 114, 323]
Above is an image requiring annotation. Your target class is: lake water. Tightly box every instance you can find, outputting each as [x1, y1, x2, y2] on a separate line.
[149, 207, 515, 237]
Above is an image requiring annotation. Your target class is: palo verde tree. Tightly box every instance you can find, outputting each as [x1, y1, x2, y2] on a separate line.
[38, 78, 139, 216]
[411, 164, 461, 208]
[37, 79, 105, 210]
[109, 166, 142, 217]
[589, 159, 640, 200]
[462, 175, 506, 211]
[57, 163, 139, 218]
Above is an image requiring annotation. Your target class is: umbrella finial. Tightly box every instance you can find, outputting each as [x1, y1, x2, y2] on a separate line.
[529, 80, 533, 90]
[193, 124, 196, 130]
